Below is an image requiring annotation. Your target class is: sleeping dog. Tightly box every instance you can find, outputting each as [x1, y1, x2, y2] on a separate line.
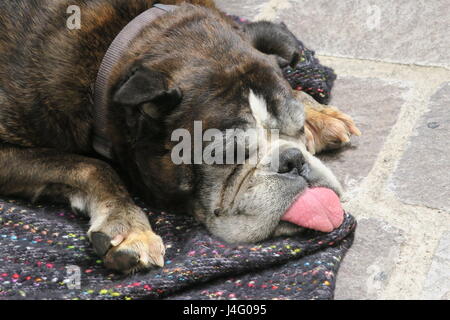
[0, 0, 360, 273]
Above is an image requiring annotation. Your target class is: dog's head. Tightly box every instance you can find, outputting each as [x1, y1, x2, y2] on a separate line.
[107, 5, 342, 243]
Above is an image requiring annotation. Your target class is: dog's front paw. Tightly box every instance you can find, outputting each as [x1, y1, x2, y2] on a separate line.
[88, 207, 165, 274]
[293, 91, 361, 154]
[305, 106, 361, 155]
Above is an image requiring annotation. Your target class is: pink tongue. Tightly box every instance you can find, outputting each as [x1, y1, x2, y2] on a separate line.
[281, 188, 344, 232]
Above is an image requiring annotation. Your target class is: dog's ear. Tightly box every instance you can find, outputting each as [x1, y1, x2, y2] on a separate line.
[243, 21, 300, 68]
[113, 67, 182, 115]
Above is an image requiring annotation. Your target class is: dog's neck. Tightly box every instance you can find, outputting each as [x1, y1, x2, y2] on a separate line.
[93, 4, 177, 160]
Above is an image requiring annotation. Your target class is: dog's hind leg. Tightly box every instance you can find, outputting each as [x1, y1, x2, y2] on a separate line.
[295, 91, 361, 155]
[242, 21, 301, 68]
[0, 144, 165, 274]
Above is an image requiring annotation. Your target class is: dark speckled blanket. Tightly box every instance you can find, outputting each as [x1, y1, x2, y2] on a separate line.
[0, 198, 355, 300]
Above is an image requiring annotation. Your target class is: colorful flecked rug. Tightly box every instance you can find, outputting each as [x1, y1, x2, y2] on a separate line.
[0, 197, 355, 300]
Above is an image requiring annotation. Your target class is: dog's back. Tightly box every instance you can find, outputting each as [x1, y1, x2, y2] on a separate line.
[0, 0, 223, 153]
[0, 0, 164, 151]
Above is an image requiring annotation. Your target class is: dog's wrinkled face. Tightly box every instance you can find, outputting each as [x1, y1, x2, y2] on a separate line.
[184, 67, 343, 243]
[110, 7, 342, 243]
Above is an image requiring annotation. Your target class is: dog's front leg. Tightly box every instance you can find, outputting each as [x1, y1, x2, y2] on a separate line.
[0, 144, 165, 274]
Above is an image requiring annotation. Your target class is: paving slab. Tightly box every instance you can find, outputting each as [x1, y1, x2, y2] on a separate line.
[318, 76, 407, 192]
[214, 0, 268, 20]
[421, 231, 450, 300]
[391, 82, 450, 212]
[335, 218, 405, 300]
[276, 0, 450, 68]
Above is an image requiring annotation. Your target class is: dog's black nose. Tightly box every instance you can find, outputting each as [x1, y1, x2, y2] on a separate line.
[277, 148, 306, 175]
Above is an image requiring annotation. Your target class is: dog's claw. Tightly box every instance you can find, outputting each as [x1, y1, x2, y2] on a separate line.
[91, 232, 112, 257]
[111, 234, 124, 247]
[105, 249, 140, 272]
[349, 124, 362, 136]
[146, 240, 166, 268]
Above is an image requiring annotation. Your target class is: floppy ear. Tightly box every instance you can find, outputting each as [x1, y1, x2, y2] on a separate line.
[113, 67, 182, 112]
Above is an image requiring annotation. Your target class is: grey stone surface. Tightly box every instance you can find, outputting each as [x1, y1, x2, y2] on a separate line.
[422, 231, 450, 300]
[318, 76, 406, 191]
[335, 218, 405, 300]
[391, 82, 450, 212]
[277, 0, 450, 68]
[214, 0, 268, 20]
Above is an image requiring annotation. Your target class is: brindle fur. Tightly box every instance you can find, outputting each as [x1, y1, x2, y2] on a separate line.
[0, 0, 359, 273]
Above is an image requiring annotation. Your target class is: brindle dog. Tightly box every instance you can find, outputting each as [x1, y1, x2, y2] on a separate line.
[0, 0, 360, 273]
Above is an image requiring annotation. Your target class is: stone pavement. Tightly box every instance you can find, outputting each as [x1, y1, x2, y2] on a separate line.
[215, 0, 450, 300]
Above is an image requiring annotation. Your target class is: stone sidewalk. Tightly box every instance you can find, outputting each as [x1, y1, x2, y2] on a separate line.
[215, 0, 450, 300]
